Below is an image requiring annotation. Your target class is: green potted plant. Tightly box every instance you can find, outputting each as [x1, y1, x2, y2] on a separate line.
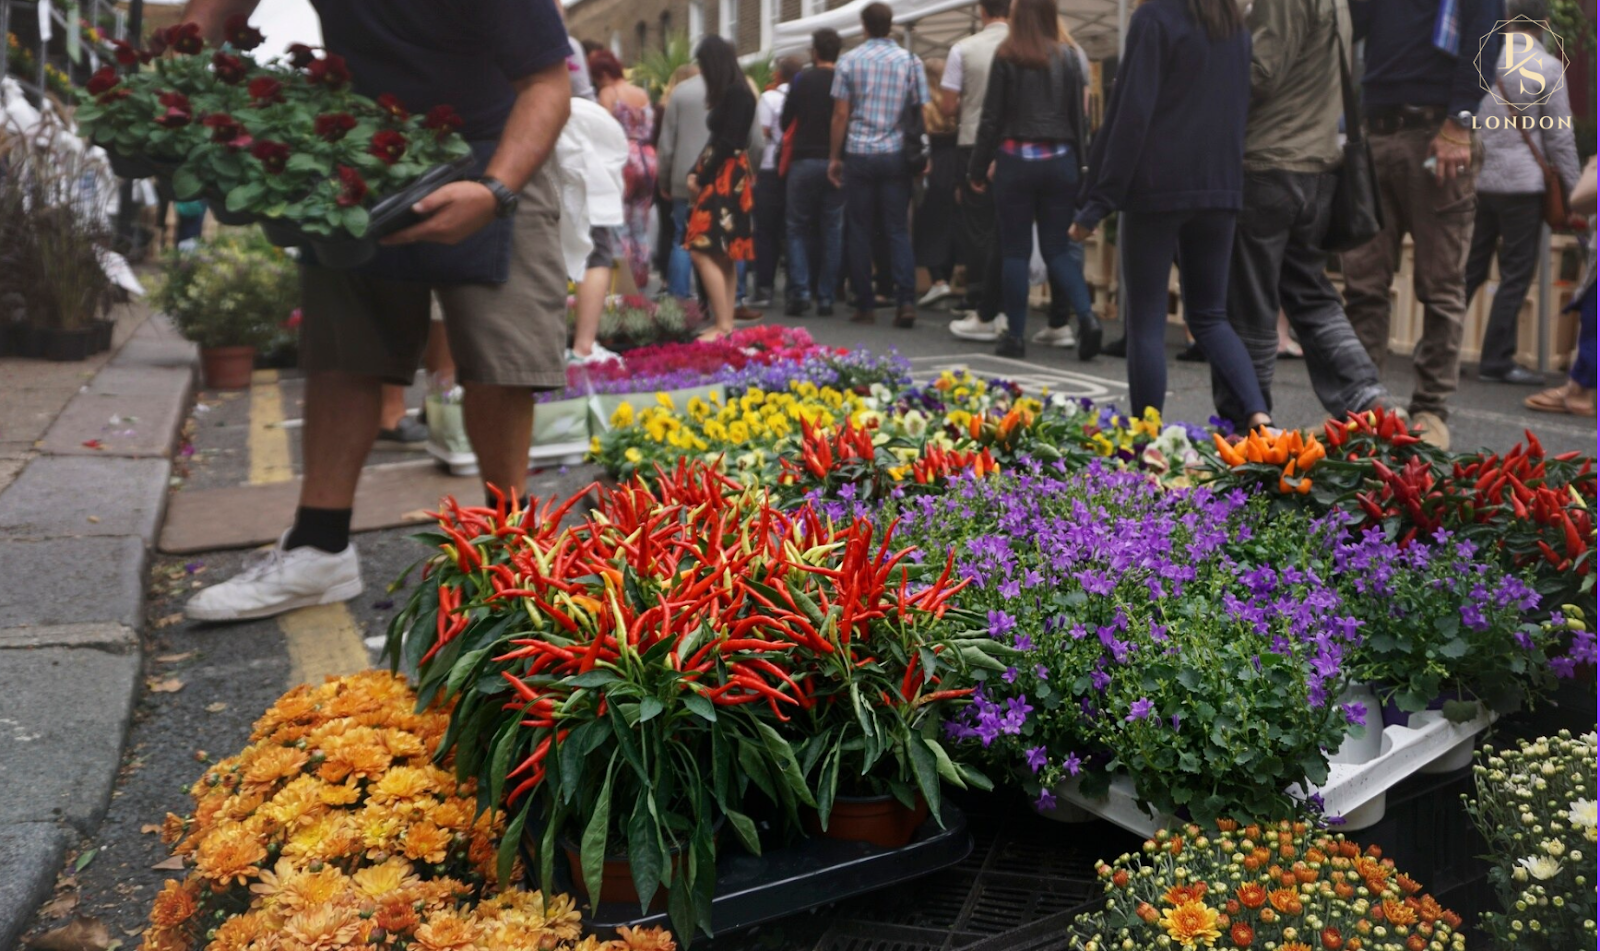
[0, 121, 115, 361]
[152, 230, 296, 388]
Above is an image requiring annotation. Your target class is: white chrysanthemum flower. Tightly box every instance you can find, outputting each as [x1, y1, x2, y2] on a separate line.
[1518, 855, 1563, 880]
[1567, 799, 1597, 830]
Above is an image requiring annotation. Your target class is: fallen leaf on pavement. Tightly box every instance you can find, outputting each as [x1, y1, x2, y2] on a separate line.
[152, 618, 186, 634]
[27, 917, 109, 951]
[86, 516, 100, 524]
[146, 678, 184, 694]
[122, 927, 143, 937]
[81, 440, 104, 451]
[138, 824, 162, 835]
[150, 856, 185, 871]
[73, 850, 97, 873]
[37, 894, 78, 919]
[204, 702, 227, 713]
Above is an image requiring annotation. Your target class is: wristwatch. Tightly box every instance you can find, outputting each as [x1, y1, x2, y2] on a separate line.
[475, 176, 519, 219]
[1451, 110, 1475, 129]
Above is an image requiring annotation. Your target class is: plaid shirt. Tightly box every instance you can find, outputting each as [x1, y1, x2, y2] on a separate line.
[832, 39, 929, 156]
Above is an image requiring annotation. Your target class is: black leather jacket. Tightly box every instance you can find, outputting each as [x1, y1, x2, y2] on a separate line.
[968, 48, 1087, 182]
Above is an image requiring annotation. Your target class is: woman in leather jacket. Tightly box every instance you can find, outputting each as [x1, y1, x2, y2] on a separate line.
[967, 0, 1100, 360]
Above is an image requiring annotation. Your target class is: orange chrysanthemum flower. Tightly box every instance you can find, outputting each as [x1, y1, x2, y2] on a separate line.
[1229, 921, 1254, 947]
[1159, 900, 1222, 948]
[1235, 883, 1267, 909]
[148, 879, 199, 929]
[1380, 898, 1418, 926]
[1268, 888, 1302, 915]
[193, 824, 268, 886]
[616, 925, 678, 950]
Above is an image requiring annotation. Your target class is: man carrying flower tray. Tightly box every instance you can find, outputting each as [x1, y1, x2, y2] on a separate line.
[182, 0, 574, 622]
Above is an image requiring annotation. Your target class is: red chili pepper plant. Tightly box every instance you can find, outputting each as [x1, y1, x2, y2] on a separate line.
[777, 415, 1000, 506]
[384, 461, 1006, 942]
[1204, 408, 1596, 612]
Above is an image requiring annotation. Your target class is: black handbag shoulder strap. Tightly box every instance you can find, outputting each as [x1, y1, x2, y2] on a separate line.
[1332, 6, 1364, 145]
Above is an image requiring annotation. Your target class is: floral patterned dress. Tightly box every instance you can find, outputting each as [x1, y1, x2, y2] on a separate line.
[685, 86, 756, 262]
[611, 99, 658, 290]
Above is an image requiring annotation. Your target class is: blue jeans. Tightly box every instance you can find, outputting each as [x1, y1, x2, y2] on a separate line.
[1122, 209, 1267, 419]
[992, 151, 1094, 342]
[668, 200, 694, 300]
[1572, 280, 1596, 389]
[786, 158, 845, 304]
[843, 152, 916, 310]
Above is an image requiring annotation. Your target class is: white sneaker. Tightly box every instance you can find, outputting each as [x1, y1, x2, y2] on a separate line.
[918, 282, 953, 307]
[186, 534, 363, 622]
[1031, 325, 1078, 348]
[566, 344, 623, 368]
[949, 313, 1006, 341]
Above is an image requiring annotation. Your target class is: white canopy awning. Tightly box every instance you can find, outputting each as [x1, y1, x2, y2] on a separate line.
[771, 0, 1128, 60]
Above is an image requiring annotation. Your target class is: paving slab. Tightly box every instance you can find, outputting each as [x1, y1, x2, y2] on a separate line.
[0, 822, 69, 951]
[158, 461, 588, 554]
[0, 537, 145, 630]
[110, 316, 197, 371]
[0, 457, 171, 542]
[0, 646, 140, 832]
[37, 363, 194, 459]
[0, 624, 137, 651]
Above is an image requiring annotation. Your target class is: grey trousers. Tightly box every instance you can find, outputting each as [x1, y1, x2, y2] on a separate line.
[1215, 168, 1389, 426]
[1464, 192, 1544, 375]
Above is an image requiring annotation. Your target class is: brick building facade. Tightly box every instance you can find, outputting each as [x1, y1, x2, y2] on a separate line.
[565, 0, 854, 63]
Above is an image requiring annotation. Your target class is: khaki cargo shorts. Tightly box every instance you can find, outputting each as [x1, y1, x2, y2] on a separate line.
[298, 166, 567, 389]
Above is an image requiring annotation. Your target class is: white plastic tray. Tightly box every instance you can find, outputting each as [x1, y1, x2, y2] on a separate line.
[1049, 706, 1495, 835]
[425, 441, 589, 478]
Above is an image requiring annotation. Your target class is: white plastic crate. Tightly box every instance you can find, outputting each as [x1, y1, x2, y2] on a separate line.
[1048, 705, 1495, 836]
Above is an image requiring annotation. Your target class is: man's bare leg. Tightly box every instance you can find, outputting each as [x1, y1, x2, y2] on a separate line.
[463, 383, 533, 503]
[300, 371, 385, 510]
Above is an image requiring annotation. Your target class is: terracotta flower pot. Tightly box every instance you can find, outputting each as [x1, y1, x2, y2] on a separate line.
[562, 844, 670, 911]
[200, 345, 257, 390]
[803, 793, 929, 849]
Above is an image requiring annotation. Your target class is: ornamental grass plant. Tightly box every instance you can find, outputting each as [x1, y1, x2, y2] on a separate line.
[1463, 729, 1598, 950]
[1069, 821, 1467, 951]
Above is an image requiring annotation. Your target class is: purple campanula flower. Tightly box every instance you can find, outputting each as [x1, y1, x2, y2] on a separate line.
[1126, 697, 1155, 721]
[1341, 701, 1367, 726]
[1034, 788, 1058, 812]
[1002, 666, 1019, 684]
[1024, 745, 1048, 773]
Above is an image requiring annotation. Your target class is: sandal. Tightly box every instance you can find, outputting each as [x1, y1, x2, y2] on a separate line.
[1524, 382, 1598, 416]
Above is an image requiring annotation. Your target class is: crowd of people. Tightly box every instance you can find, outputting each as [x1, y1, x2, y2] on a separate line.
[176, 0, 1595, 625]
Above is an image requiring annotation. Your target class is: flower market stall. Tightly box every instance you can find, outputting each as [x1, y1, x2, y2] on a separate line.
[117, 17, 1598, 951]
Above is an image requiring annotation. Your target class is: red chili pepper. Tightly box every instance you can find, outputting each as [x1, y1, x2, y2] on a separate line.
[1562, 511, 1585, 558]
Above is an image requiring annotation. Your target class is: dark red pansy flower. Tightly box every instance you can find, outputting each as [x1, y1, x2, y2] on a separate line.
[421, 104, 464, 139]
[250, 140, 291, 175]
[376, 93, 409, 122]
[168, 23, 204, 56]
[146, 28, 169, 56]
[111, 40, 141, 67]
[223, 14, 265, 51]
[202, 112, 244, 144]
[85, 66, 120, 97]
[368, 130, 408, 165]
[155, 91, 192, 128]
[247, 76, 285, 106]
[314, 112, 357, 142]
[306, 53, 351, 89]
[286, 43, 317, 69]
[335, 165, 369, 207]
[212, 52, 248, 85]
[98, 87, 133, 104]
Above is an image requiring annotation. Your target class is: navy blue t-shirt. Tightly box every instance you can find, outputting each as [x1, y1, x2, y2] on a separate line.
[311, 0, 572, 141]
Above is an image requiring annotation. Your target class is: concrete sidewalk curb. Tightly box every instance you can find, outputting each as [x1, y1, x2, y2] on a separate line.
[0, 314, 195, 951]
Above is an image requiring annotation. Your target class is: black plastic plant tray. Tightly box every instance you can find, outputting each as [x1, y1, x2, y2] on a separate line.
[254, 154, 477, 268]
[537, 803, 973, 940]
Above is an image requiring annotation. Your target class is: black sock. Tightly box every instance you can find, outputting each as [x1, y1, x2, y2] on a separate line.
[284, 506, 352, 554]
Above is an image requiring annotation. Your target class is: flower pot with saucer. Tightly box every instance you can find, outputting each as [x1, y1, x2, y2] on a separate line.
[200, 345, 257, 389]
[802, 793, 929, 848]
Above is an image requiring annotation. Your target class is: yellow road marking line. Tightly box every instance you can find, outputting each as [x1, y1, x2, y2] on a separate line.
[248, 369, 293, 485]
[279, 603, 371, 686]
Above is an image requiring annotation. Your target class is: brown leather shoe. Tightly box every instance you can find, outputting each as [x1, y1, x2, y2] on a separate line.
[894, 304, 917, 328]
[849, 309, 875, 325]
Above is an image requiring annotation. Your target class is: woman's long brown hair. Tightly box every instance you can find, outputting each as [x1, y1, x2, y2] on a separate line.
[996, 0, 1061, 69]
[1136, 0, 1245, 42]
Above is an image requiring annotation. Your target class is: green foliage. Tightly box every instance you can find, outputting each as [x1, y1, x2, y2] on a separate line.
[152, 230, 297, 350]
[743, 56, 774, 93]
[633, 32, 696, 101]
